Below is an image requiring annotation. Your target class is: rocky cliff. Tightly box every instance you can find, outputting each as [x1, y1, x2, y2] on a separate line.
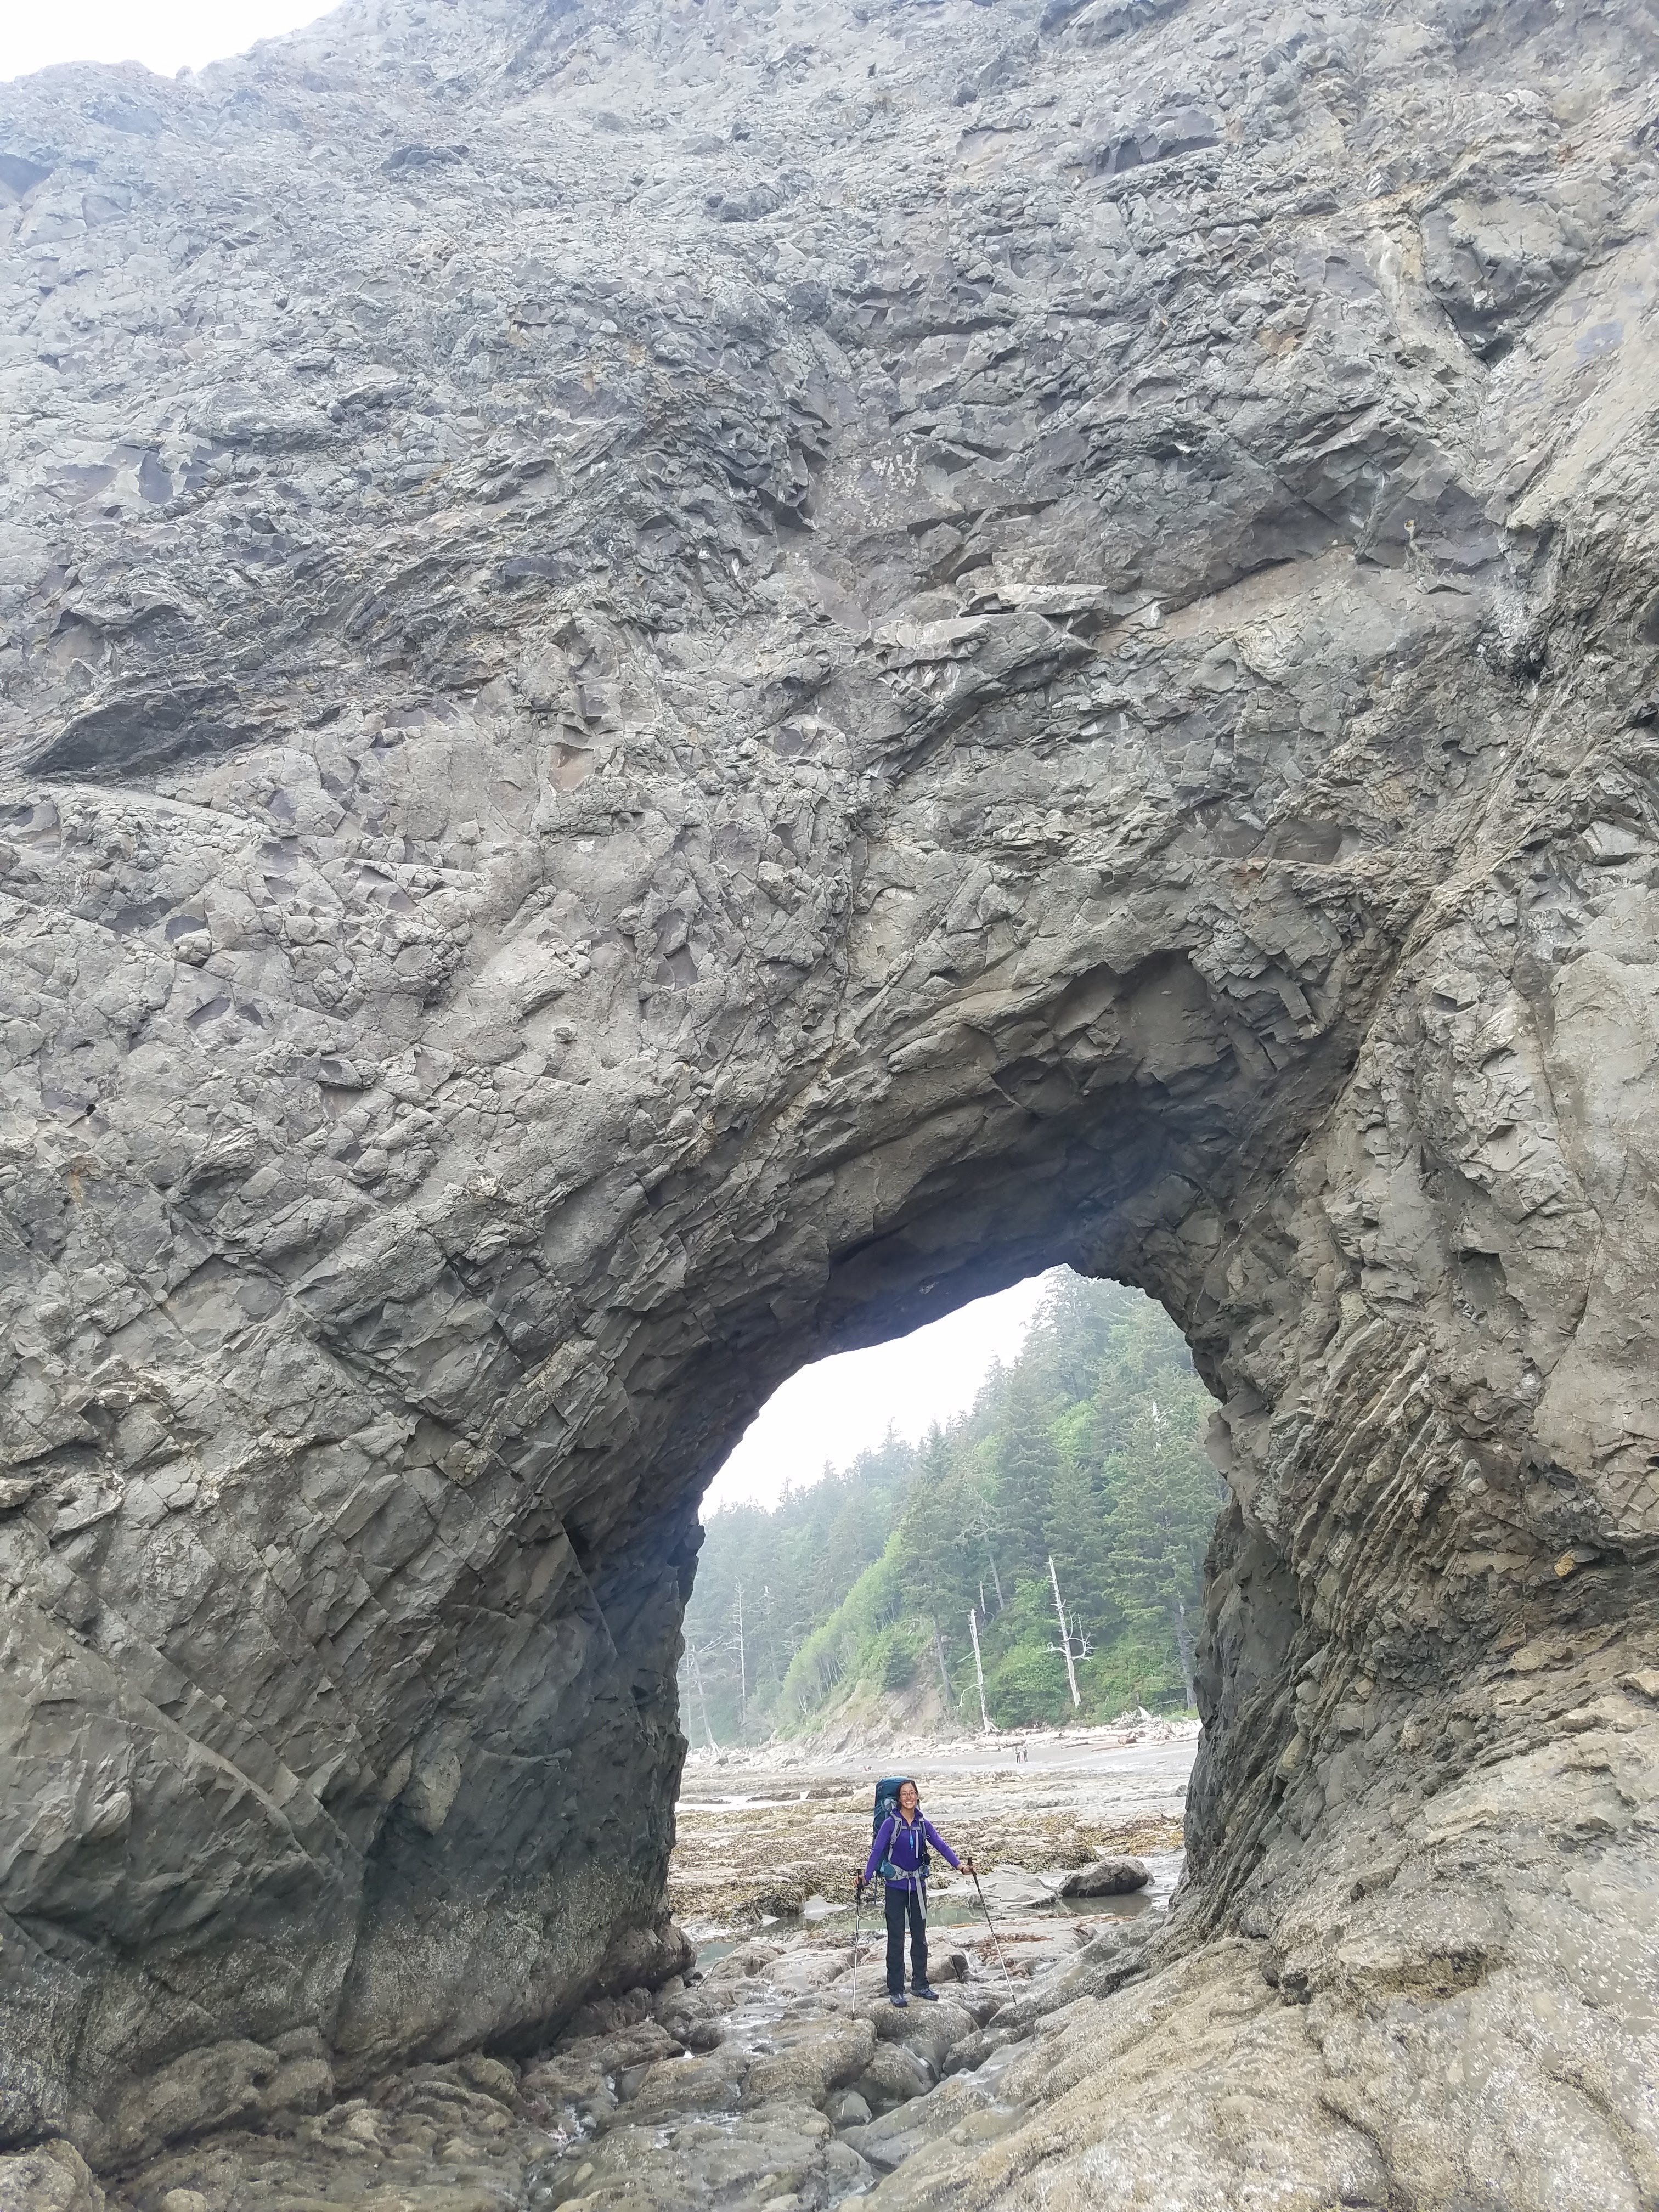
[2, 0, 1657, 2197]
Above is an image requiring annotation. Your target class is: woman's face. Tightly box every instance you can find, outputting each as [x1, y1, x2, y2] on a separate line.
[898, 1783, 918, 1818]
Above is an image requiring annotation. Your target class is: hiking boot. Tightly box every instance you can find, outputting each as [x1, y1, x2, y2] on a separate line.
[889, 1991, 908, 2007]
[912, 1984, 940, 2001]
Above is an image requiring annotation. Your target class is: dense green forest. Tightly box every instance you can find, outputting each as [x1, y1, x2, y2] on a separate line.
[679, 1272, 1225, 1744]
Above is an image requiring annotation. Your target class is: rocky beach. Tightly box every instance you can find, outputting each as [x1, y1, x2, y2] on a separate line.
[15, 1736, 1193, 2211]
[669, 1729, 1193, 1935]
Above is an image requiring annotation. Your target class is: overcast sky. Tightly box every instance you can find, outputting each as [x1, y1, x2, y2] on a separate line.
[703, 1273, 1053, 1516]
[0, 4, 334, 80]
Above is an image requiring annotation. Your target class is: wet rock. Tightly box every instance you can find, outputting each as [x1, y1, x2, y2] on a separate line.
[1059, 1854, 1152, 1897]
[456, 2056, 521, 2104]
[653, 1984, 729, 2053]
[862, 1944, 1388, 2210]
[826, 2087, 872, 2129]
[623, 2047, 753, 2123]
[964, 1866, 1059, 1912]
[851, 2041, 935, 2117]
[514, 1939, 924, 2207]
[844, 2071, 1024, 2177]
[945, 1918, 1160, 2074]
[588, 1917, 697, 2004]
[589, 2022, 688, 2077]
[870, 1996, 977, 2078]
[761, 1946, 855, 2001]
[534, 2101, 851, 2210]
[0, 2141, 105, 2212]
[561, 1987, 663, 2041]
[741, 2017, 876, 2108]
[517, 2017, 694, 2142]
[702, 1942, 789, 1987]
[107, 2037, 334, 2166]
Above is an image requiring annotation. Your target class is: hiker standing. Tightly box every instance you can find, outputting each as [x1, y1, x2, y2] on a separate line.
[857, 1779, 972, 2007]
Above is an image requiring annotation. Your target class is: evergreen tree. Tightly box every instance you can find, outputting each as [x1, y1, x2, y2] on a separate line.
[1044, 1452, 1106, 1615]
[990, 1362, 1060, 1584]
[895, 1429, 979, 1624]
[1101, 1396, 1221, 1708]
[681, 1267, 1227, 1736]
[1036, 1271, 1132, 1400]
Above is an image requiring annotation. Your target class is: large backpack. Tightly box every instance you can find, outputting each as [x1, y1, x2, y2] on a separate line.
[872, 1776, 930, 1881]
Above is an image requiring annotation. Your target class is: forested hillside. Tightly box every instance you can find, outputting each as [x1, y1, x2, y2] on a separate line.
[680, 1272, 1224, 1744]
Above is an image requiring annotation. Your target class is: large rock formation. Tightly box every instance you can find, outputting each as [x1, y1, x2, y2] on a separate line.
[2, 0, 1657, 2194]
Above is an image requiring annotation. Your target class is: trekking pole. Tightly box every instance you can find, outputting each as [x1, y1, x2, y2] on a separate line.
[851, 1875, 862, 2010]
[968, 1865, 1015, 1999]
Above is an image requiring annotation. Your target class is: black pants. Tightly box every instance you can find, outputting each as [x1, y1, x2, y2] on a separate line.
[884, 1881, 927, 1993]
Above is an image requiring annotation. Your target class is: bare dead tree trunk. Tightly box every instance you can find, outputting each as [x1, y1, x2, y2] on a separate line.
[1049, 1555, 1081, 1709]
[1175, 1594, 1196, 1710]
[932, 1617, 953, 1712]
[969, 1607, 991, 1733]
[736, 1581, 746, 1730]
[959, 1505, 1006, 1614]
[687, 1641, 718, 1752]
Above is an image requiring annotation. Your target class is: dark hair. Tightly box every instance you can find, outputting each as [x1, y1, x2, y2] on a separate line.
[897, 1778, 919, 1804]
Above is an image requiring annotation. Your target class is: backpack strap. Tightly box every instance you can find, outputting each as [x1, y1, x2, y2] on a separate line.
[877, 1814, 899, 1883]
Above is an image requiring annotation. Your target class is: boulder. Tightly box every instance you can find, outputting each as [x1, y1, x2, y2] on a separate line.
[1059, 1857, 1152, 1898]
[741, 2018, 876, 2109]
[826, 2088, 873, 2129]
[0, 2143, 104, 2212]
[851, 2041, 935, 2118]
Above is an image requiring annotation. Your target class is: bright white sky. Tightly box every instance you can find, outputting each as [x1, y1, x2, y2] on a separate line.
[0, 3, 334, 80]
[703, 1272, 1053, 1516]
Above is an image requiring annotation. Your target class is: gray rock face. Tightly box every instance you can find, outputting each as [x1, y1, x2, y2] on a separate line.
[2, 0, 1658, 2196]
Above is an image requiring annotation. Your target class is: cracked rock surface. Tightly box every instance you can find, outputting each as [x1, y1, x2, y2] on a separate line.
[35, 1922, 1048, 2210]
[3, 0, 1659, 2198]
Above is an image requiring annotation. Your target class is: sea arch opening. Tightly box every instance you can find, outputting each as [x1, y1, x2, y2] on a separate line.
[1, 858, 1391, 2176]
[680, 1266, 1223, 1753]
[321, 931, 1342, 2086]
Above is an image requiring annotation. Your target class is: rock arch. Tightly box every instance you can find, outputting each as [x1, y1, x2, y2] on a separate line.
[2, 0, 1657, 2193]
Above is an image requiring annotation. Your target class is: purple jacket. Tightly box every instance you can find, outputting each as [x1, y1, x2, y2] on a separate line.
[864, 1812, 961, 1889]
